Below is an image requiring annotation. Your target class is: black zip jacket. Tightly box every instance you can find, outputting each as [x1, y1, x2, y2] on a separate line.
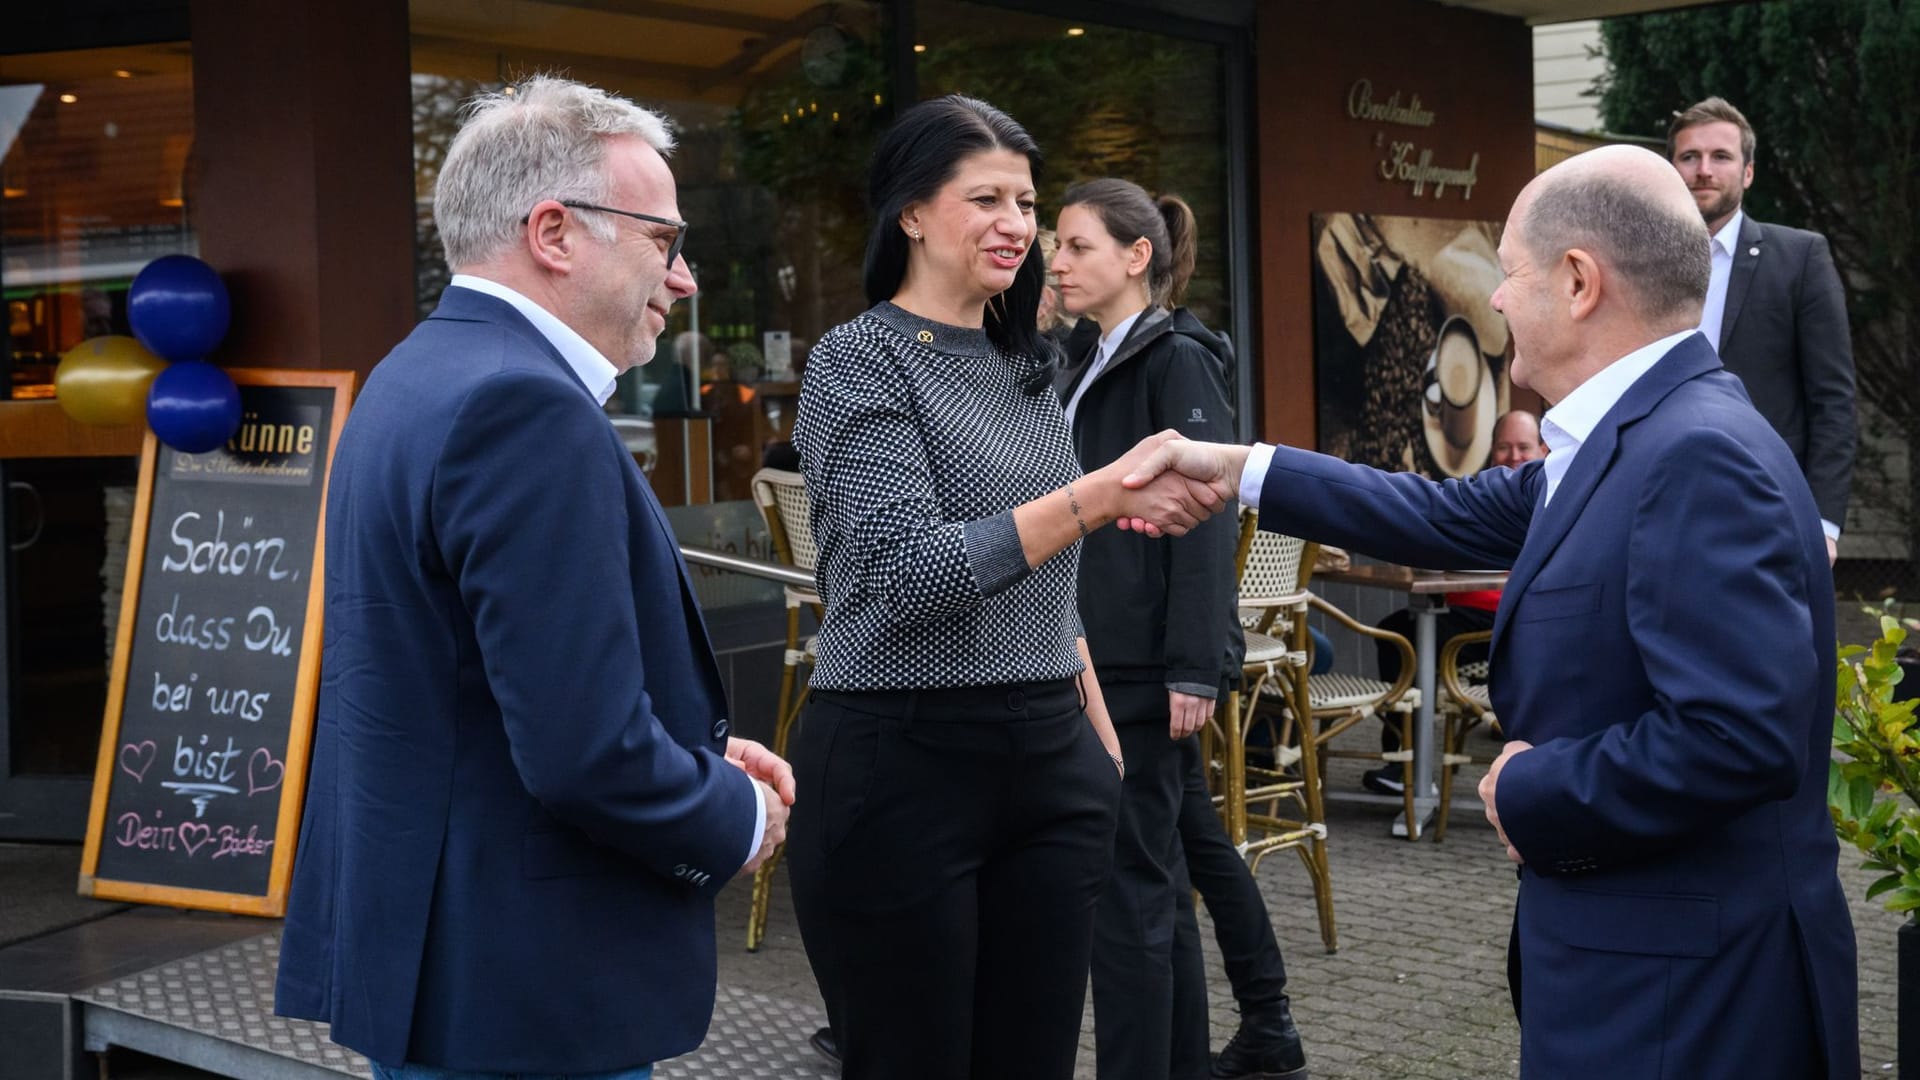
[1058, 307, 1245, 697]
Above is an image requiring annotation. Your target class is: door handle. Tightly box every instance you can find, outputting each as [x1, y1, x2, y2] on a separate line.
[8, 480, 43, 552]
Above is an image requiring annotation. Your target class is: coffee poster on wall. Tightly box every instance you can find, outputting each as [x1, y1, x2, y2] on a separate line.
[1311, 212, 1511, 480]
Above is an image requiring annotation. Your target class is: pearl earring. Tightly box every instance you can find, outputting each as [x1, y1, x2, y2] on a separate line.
[908, 228, 921, 240]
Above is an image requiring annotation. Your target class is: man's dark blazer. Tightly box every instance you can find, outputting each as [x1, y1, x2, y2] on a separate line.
[1253, 333, 1858, 1078]
[275, 286, 759, 1072]
[1717, 214, 1856, 526]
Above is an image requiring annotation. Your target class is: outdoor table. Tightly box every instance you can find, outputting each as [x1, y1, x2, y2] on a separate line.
[1313, 563, 1509, 839]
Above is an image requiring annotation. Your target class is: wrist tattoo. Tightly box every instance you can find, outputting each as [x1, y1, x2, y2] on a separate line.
[1066, 480, 1089, 541]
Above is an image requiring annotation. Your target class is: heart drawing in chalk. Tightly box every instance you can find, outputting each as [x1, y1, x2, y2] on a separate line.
[177, 821, 212, 857]
[119, 741, 158, 783]
[247, 748, 284, 796]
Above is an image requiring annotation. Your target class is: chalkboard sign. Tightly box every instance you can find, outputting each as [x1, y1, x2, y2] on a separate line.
[79, 369, 354, 915]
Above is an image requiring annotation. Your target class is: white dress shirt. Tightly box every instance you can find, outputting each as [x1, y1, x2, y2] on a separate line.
[1064, 309, 1144, 428]
[1538, 330, 1693, 506]
[449, 274, 621, 406]
[1237, 330, 1694, 515]
[445, 275, 768, 861]
[1696, 209, 1743, 355]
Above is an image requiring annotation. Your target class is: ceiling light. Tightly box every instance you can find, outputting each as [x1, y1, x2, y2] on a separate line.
[113, 69, 134, 78]
[59, 93, 78, 104]
[913, 44, 926, 53]
[1066, 27, 1085, 36]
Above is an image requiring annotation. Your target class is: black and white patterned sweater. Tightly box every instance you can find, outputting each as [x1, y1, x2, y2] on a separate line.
[793, 302, 1085, 692]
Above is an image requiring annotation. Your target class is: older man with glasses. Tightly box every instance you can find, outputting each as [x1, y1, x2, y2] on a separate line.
[275, 75, 793, 1080]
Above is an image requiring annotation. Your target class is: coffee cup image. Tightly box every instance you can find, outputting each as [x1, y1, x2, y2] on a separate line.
[1424, 316, 1484, 450]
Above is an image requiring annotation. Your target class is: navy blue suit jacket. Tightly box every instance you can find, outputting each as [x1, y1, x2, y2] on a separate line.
[275, 286, 758, 1072]
[1256, 334, 1857, 1078]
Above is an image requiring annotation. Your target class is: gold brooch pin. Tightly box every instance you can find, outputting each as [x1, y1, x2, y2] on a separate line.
[917, 330, 935, 344]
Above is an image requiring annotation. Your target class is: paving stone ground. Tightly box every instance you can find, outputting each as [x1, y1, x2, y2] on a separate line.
[710, 722, 1905, 1079]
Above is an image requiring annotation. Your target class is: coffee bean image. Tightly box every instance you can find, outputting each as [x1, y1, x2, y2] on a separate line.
[1351, 265, 1441, 479]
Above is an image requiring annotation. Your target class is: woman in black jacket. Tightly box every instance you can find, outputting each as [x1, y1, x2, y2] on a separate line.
[1053, 179, 1308, 1080]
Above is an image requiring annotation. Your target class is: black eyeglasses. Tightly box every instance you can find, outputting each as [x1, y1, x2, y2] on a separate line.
[546, 200, 689, 267]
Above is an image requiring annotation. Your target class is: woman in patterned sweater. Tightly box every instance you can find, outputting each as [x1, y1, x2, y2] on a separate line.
[786, 95, 1221, 1080]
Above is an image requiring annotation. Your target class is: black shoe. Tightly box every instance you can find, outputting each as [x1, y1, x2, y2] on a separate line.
[1360, 765, 1404, 796]
[808, 1026, 842, 1069]
[1212, 1000, 1309, 1079]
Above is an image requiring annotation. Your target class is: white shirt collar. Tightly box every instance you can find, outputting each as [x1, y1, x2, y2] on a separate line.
[1097, 309, 1144, 363]
[1064, 308, 1148, 429]
[1539, 329, 1695, 503]
[449, 274, 621, 406]
[1711, 208, 1744, 258]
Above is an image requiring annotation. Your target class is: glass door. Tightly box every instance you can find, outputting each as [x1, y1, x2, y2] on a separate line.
[0, 43, 194, 839]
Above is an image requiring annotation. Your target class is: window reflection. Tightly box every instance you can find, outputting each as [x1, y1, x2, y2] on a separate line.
[2, 45, 195, 398]
[914, 3, 1233, 337]
[409, 1, 887, 510]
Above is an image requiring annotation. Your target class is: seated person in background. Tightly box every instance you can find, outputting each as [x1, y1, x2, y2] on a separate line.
[1361, 408, 1544, 795]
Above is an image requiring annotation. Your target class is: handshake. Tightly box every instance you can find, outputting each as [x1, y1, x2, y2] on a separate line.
[1103, 433, 1256, 538]
[724, 737, 796, 876]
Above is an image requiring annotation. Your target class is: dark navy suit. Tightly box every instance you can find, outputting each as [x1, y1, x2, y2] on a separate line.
[1716, 215, 1856, 528]
[275, 286, 758, 1072]
[1253, 333, 1857, 1078]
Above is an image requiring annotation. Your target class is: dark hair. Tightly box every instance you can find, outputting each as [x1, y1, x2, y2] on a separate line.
[1666, 96, 1757, 164]
[1059, 179, 1198, 308]
[863, 95, 1045, 360]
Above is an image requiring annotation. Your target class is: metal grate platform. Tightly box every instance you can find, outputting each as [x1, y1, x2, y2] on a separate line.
[75, 933, 835, 1079]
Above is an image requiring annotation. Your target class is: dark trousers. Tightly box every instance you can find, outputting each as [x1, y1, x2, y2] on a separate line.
[786, 679, 1121, 1080]
[1375, 605, 1494, 752]
[1091, 684, 1205, 1080]
[1174, 735, 1290, 1014]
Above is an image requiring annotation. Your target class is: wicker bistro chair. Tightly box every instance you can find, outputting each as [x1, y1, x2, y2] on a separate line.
[1206, 510, 1340, 951]
[1298, 594, 1424, 838]
[745, 468, 823, 951]
[1432, 629, 1497, 841]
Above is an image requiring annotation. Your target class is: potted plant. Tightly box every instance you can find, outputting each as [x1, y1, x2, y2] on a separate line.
[1830, 600, 1920, 1076]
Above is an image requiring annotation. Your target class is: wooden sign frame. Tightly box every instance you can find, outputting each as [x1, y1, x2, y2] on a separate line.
[78, 368, 355, 915]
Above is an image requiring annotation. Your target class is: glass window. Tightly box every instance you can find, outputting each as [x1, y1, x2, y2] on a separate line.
[1, 44, 193, 794]
[913, 2, 1234, 341]
[3, 45, 196, 397]
[409, 0, 890, 528]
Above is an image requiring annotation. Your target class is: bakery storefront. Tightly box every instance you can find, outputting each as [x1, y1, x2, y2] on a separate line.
[2, 0, 1555, 846]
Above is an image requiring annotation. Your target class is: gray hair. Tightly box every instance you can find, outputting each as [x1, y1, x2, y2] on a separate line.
[435, 75, 675, 269]
[1522, 174, 1710, 325]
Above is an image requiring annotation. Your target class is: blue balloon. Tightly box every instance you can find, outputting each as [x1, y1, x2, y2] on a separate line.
[147, 361, 242, 453]
[127, 255, 231, 362]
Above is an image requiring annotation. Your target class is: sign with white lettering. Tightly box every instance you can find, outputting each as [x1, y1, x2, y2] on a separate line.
[1346, 78, 1480, 201]
[80, 369, 354, 915]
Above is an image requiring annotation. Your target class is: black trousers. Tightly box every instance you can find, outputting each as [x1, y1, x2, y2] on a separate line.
[786, 679, 1121, 1080]
[1090, 684, 1207, 1080]
[1375, 605, 1495, 752]
[1175, 734, 1290, 1013]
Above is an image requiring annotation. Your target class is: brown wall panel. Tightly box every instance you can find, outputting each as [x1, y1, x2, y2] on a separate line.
[1252, 0, 1534, 446]
[188, 0, 415, 377]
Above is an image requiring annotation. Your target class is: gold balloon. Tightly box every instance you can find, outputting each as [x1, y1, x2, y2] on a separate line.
[54, 335, 166, 426]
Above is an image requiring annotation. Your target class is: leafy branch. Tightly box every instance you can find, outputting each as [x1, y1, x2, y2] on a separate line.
[1829, 601, 1920, 913]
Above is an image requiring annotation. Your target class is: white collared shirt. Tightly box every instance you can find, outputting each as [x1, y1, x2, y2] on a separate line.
[449, 274, 621, 406]
[1539, 330, 1695, 505]
[1064, 308, 1145, 428]
[1697, 209, 1744, 353]
[446, 275, 768, 862]
[1237, 330, 1694, 513]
